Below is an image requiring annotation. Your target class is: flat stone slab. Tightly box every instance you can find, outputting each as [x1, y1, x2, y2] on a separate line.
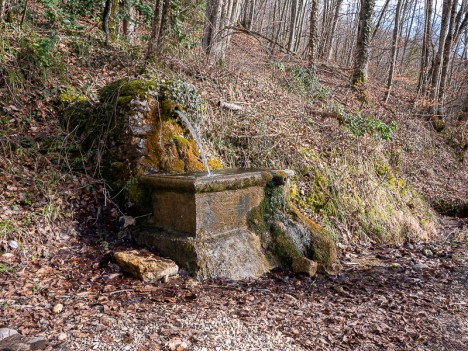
[140, 169, 272, 193]
[114, 250, 179, 281]
[0, 328, 18, 341]
[0, 333, 59, 350]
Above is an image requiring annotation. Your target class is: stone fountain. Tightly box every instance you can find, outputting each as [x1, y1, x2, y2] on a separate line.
[63, 78, 338, 280]
[135, 169, 293, 280]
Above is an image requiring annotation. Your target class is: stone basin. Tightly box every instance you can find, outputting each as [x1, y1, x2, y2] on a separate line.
[135, 169, 292, 280]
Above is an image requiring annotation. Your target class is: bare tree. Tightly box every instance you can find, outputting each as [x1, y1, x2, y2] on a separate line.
[438, 0, 468, 106]
[147, 0, 171, 59]
[430, 0, 453, 110]
[352, 0, 376, 84]
[241, 0, 256, 30]
[202, 0, 244, 64]
[324, 0, 344, 60]
[417, 0, 434, 95]
[123, 0, 137, 44]
[308, 0, 319, 67]
[385, 0, 404, 102]
[103, 0, 119, 45]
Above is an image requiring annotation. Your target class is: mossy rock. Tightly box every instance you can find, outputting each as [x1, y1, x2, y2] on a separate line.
[248, 176, 339, 273]
[61, 78, 221, 212]
[98, 78, 158, 104]
[270, 221, 302, 266]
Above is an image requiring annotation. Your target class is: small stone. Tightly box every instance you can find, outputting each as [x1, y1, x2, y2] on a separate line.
[59, 233, 70, 240]
[53, 303, 64, 314]
[423, 249, 433, 257]
[291, 257, 318, 277]
[8, 240, 18, 249]
[0, 253, 15, 262]
[118, 215, 136, 228]
[413, 263, 428, 270]
[57, 333, 67, 341]
[166, 337, 190, 351]
[0, 328, 18, 341]
[114, 250, 179, 281]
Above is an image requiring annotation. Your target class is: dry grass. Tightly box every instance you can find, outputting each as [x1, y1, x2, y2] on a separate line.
[155, 33, 456, 244]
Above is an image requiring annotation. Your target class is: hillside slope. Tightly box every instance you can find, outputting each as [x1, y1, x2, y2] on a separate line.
[0, 22, 467, 256]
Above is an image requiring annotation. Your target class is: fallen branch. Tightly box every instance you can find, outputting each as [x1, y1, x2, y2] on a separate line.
[218, 100, 244, 111]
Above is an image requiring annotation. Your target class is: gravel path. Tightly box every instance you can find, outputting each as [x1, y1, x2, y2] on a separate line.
[67, 306, 304, 351]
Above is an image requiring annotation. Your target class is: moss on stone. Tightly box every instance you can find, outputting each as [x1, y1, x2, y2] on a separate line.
[143, 119, 205, 174]
[270, 221, 302, 265]
[247, 175, 339, 272]
[99, 78, 157, 104]
[126, 177, 153, 214]
[208, 159, 223, 170]
[290, 207, 338, 268]
[68, 77, 223, 212]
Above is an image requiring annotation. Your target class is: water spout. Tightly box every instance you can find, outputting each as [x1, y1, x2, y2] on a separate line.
[174, 110, 211, 176]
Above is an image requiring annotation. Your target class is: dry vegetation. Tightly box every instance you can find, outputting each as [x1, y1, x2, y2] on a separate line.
[0, 3, 467, 350]
[0, 11, 467, 255]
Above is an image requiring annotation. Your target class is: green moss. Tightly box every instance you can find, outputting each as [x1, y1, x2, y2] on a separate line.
[270, 221, 301, 266]
[99, 79, 157, 103]
[59, 87, 87, 105]
[208, 159, 223, 169]
[375, 162, 389, 176]
[126, 177, 153, 214]
[304, 170, 336, 215]
[160, 99, 183, 118]
[290, 207, 337, 267]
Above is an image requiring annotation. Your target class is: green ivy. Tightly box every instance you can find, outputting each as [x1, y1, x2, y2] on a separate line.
[159, 80, 203, 121]
[288, 65, 330, 100]
[342, 110, 397, 140]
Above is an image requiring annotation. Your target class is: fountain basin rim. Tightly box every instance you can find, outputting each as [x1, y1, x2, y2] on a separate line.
[140, 169, 293, 193]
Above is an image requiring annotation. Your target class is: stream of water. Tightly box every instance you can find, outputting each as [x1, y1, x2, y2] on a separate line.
[175, 110, 211, 176]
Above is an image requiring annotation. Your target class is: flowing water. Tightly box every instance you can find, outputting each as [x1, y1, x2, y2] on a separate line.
[175, 110, 211, 176]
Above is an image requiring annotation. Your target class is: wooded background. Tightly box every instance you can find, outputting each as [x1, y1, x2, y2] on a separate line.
[1, 0, 467, 129]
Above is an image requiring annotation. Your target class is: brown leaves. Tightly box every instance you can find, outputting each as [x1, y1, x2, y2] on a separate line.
[1, 239, 467, 350]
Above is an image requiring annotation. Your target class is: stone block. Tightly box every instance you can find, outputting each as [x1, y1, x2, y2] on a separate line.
[292, 257, 318, 277]
[114, 250, 179, 281]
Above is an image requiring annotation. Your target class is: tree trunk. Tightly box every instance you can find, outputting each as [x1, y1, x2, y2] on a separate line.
[384, 0, 403, 102]
[202, 0, 244, 64]
[146, 0, 170, 59]
[287, 0, 298, 52]
[123, 0, 137, 44]
[400, 0, 417, 70]
[371, 0, 390, 41]
[242, 0, 256, 30]
[439, 1, 468, 107]
[430, 0, 453, 112]
[417, 0, 433, 95]
[352, 0, 376, 85]
[308, 0, 319, 67]
[324, 0, 343, 60]
[109, 0, 119, 42]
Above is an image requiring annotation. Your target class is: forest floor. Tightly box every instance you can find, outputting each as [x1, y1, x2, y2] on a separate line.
[1, 217, 467, 351]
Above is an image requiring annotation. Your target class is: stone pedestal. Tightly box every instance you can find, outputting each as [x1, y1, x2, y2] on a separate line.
[136, 170, 277, 280]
